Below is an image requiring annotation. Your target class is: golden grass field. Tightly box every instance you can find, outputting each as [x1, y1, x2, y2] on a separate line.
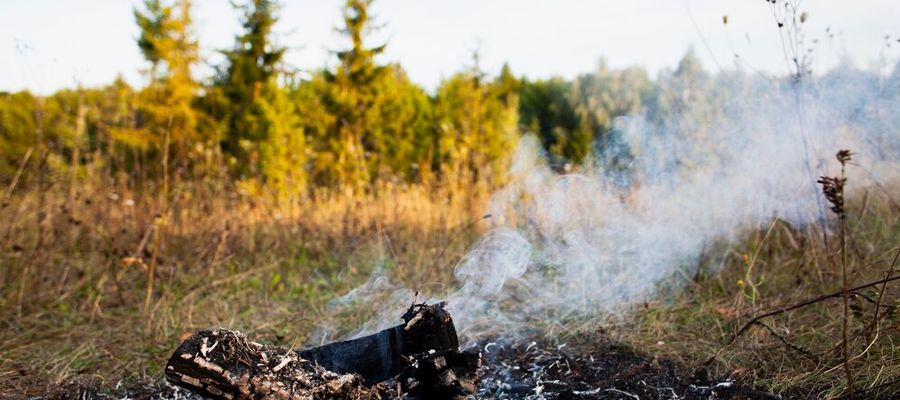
[1, 175, 898, 398]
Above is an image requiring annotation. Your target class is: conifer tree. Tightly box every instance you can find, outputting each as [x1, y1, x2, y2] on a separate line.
[133, 0, 199, 180]
[212, 0, 287, 175]
[650, 47, 710, 122]
[135, 1, 167, 84]
[371, 66, 433, 182]
[519, 77, 590, 166]
[309, 0, 433, 188]
[434, 60, 520, 188]
[496, 63, 521, 103]
[320, 0, 387, 188]
[258, 86, 307, 198]
[204, 0, 308, 194]
[568, 60, 652, 176]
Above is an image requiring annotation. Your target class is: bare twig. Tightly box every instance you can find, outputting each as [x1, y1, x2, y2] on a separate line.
[755, 320, 818, 361]
[813, 150, 856, 396]
[869, 248, 899, 338]
[835, 150, 854, 397]
[3, 147, 33, 202]
[705, 274, 900, 366]
[837, 376, 900, 400]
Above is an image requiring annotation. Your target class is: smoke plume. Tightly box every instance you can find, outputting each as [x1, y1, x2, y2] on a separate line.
[320, 63, 900, 345]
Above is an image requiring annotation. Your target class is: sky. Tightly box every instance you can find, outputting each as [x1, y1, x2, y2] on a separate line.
[1, 0, 898, 94]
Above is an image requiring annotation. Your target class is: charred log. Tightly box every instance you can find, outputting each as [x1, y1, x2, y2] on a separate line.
[164, 329, 388, 399]
[165, 303, 480, 400]
[298, 303, 459, 383]
[399, 350, 482, 399]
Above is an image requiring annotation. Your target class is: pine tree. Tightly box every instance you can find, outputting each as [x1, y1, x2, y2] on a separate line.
[650, 47, 710, 121]
[496, 63, 521, 103]
[258, 85, 307, 199]
[287, 72, 334, 186]
[135, 1, 166, 84]
[307, 0, 433, 189]
[364, 65, 433, 181]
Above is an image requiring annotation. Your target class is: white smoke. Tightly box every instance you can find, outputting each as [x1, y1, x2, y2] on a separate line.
[318, 63, 900, 345]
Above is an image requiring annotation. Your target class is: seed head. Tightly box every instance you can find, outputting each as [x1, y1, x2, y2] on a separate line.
[835, 149, 852, 166]
[818, 176, 846, 217]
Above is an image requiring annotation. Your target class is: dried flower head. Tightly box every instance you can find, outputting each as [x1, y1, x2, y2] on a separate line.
[818, 176, 846, 217]
[819, 149, 853, 217]
[836, 149, 852, 165]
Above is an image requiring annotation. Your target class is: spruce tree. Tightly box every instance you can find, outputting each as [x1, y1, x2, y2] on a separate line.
[258, 86, 307, 199]
[213, 0, 287, 176]
[321, 0, 387, 188]
[305, 0, 432, 188]
[135, 0, 167, 85]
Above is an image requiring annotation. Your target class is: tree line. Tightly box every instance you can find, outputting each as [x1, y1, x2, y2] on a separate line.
[2, 0, 848, 197]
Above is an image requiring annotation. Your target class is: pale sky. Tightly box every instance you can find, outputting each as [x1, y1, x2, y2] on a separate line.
[1, 0, 898, 94]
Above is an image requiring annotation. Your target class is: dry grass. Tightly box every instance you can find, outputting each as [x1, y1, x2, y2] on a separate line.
[1, 170, 898, 399]
[618, 190, 900, 399]
[0, 175, 489, 395]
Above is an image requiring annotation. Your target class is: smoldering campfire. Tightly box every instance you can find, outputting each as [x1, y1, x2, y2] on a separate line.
[164, 303, 481, 399]
[162, 301, 779, 400]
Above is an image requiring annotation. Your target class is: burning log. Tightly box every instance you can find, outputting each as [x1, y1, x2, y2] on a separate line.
[165, 303, 480, 399]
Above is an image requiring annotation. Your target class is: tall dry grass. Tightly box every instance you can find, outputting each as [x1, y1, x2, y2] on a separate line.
[1, 161, 898, 398]
[0, 172, 491, 394]
[618, 186, 899, 399]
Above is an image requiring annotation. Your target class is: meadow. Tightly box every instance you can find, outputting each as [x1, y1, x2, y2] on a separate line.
[1, 169, 897, 398]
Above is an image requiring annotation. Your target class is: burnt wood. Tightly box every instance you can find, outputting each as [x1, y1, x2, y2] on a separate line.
[165, 303, 478, 399]
[298, 302, 459, 382]
[399, 350, 482, 399]
[164, 329, 387, 399]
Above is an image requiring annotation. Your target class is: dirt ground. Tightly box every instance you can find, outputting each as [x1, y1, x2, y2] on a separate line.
[7, 337, 806, 400]
[475, 339, 782, 400]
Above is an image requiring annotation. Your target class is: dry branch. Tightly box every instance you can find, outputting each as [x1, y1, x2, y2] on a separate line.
[705, 273, 900, 366]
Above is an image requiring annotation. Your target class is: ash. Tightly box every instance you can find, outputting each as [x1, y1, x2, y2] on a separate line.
[39, 339, 782, 400]
[475, 340, 780, 400]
